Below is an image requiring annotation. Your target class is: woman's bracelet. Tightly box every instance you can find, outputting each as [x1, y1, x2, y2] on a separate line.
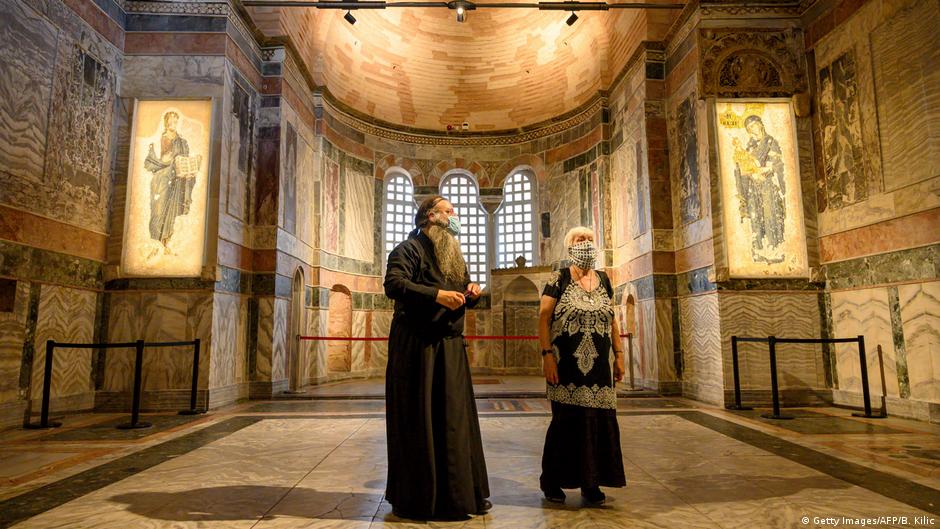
[613, 350, 624, 356]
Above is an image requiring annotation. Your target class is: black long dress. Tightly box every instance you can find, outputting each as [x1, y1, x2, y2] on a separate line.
[540, 268, 626, 491]
[383, 229, 490, 519]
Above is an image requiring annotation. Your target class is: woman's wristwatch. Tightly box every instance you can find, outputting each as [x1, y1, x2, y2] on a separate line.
[541, 349, 553, 357]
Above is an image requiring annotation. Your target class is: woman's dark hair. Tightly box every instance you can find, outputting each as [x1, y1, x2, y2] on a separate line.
[415, 195, 445, 229]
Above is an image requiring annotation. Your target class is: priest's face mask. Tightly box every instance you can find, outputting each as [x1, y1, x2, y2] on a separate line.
[429, 200, 461, 236]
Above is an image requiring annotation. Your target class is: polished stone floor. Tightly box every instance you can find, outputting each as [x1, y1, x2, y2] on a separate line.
[1, 377, 939, 529]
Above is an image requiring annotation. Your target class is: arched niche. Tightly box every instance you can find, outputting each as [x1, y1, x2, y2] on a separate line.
[502, 275, 540, 370]
[288, 268, 306, 391]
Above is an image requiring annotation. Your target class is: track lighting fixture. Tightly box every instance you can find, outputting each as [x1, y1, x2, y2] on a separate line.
[449, 0, 473, 22]
[242, 0, 687, 25]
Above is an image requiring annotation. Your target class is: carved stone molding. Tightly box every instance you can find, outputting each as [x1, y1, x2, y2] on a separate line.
[321, 95, 607, 147]
[699, 29, 807, 97]
[124, 1, 228, 15]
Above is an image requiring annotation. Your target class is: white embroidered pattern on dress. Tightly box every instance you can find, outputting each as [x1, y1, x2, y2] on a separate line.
[550, 279, 613, 375]
[546, 383, 617, 409]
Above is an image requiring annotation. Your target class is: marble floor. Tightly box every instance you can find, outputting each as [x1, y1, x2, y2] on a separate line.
[1, 385, 938, 528]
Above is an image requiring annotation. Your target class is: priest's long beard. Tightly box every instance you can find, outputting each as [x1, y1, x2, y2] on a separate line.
[426, 224, 467, 284]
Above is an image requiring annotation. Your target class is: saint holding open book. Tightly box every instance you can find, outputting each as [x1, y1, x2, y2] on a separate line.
[145, 110, 202, 256]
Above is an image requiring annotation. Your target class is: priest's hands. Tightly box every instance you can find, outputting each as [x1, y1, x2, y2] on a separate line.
[543, 354, 559, 385]
[465, 283, 482, 300]
[436, 290, 466, 310]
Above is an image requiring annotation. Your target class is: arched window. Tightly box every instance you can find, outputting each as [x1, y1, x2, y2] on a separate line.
[383, 172, 417, 262]
[440, 173, 489, 289]
[495, 172, 536, 269]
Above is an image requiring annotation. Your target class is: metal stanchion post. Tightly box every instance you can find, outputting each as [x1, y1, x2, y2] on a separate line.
[852, 335, 883, 418]
[726, 336, 752, 410]
[627, 334, 635, 390]
[25, 340, 63, 429]
[876, 344, 888, 418]
[761, 336, 793, 420]
[118, 340, 151, 429]
[180, 339, 205, 415]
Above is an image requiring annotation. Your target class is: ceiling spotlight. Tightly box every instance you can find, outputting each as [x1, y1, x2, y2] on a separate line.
[566, 12, 578, 25]
[344, 10, 356, 24]
[448, 0, 474, 22]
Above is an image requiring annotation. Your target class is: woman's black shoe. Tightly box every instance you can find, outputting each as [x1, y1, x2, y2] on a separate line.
[581, 486, 606, 505]
[542, 487, 566, 503]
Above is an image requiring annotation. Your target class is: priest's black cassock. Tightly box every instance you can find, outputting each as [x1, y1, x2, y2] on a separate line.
[383, 229, 490, 519]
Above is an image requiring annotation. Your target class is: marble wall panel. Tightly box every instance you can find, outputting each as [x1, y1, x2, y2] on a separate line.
[224, 81, 253, 222]
[503, 302, 539, 369]
[0, 0, 119, 233]
[830, 288, 899, 397]
[870, 0, 940, 192]
[295, 134, 317, 247]
[0, 282, 29, 403]
[271, 297, 288, 382]
[326, 290, 351, 372]
[282, 123, 297, 234]
[0, 1, 55, 183]
[211, 292, 248, 389]
[350, 310, 368, 372]
[371, 310, 392, 370]
[254, 297, 274, 382]
[343, 169, 375, 262]
[637, 298, 659, 386]
[718, 292, 823, 392]
[104, 292, 212, 392]
[304, 308, 328, 382]
[121, 56, 225, 97]
[32, 285, 96, 399]
[655, 298, 677, 385]
[679, 293, 723, 404]
[323, 159, 340, 253]
[471, 308, 499, 369]
[898, 282, 940, 402]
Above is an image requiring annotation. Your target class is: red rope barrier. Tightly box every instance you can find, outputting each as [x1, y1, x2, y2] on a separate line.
[298, 334, 632, 341]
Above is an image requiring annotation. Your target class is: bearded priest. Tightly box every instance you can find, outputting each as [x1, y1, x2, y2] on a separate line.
[382, 195, 491, 520]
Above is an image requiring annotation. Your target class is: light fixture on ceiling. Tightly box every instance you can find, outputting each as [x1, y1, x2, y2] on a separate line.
[344, 10, 357, 24]
[448, 0, 475, 22]
[565, 11, 578, 25]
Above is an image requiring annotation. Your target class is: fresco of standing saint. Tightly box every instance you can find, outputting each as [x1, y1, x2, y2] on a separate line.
[122, 99, 211, 277]
[146, 111, 201, 256]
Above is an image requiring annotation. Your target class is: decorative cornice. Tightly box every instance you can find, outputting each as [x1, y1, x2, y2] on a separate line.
[320, 93, 607, 146]
[700, 3, 803, 16]
[124, 1, 228, 15]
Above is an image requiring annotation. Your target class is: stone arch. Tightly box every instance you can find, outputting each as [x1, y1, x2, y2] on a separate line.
[493, 154, 548, 187]
[376, 153, 426, 185]
[327, 284, 352, 373]
[502, 275, 540, 370]
[430, 159, 485, 187]
[288, 267, 306, 391]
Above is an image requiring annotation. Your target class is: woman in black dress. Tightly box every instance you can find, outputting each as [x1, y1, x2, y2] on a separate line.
[538, 226, 626, 505]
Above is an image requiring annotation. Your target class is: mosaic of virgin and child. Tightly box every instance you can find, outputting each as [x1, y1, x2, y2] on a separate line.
[731, 114, 787, 265]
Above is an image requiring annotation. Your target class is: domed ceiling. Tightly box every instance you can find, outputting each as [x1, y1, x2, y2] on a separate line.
[245, 4, 666, 131]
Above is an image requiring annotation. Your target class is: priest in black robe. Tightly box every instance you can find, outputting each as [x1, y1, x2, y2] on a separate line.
[383, 195, 491, 520]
